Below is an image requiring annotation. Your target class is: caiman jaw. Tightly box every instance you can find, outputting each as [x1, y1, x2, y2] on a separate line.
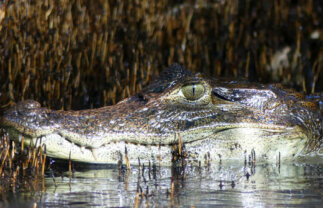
[7, 125, 309, 166]
[3, 116, 310, 165]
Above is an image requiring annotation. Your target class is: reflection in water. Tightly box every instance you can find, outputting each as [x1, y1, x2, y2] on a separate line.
[12, 161, 321, 207]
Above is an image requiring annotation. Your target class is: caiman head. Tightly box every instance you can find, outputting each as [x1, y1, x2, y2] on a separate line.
[1, 64, 322, 165]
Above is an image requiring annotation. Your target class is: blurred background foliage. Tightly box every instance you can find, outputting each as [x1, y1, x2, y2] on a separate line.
[0, 0, 322, 110]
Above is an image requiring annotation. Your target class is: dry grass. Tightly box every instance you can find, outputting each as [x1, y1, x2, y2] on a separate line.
[0, 0, 322, 110]
[0, 130, 46, 202]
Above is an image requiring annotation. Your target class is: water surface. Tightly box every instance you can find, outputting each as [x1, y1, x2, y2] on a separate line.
[4, 161, 322, 207]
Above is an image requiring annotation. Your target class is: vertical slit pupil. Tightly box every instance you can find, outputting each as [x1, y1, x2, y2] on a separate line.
[192, 84, 196, 96]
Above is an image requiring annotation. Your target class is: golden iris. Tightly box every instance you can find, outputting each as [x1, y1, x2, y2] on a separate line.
[182, 83, 205, 100]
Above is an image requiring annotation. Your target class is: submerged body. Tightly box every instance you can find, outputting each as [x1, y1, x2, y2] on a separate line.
[1, 64, 322, 165]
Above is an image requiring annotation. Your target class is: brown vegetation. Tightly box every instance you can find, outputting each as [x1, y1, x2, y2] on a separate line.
[0, 0, 322, 110]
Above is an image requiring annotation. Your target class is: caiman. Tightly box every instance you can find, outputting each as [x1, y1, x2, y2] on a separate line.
[0, 64, 322, 165]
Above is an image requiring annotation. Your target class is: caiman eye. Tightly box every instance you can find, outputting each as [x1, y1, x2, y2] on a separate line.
[182, 83, 205, 100]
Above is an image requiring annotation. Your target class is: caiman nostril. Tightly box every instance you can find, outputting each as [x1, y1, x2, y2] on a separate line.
[18, 100, 41, 110]
[16, 100, 42, 117]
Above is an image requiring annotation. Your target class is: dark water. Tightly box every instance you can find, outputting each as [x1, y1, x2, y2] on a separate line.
[3, 161, 322, 207]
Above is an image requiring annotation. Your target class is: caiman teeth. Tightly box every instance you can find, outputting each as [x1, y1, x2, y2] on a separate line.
[80, 146, 85, 152]
[60, 134, 171, 149]
[91, 148, 97, 161]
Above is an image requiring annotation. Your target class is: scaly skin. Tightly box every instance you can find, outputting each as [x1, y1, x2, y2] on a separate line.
[1, 64, 322, 165]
